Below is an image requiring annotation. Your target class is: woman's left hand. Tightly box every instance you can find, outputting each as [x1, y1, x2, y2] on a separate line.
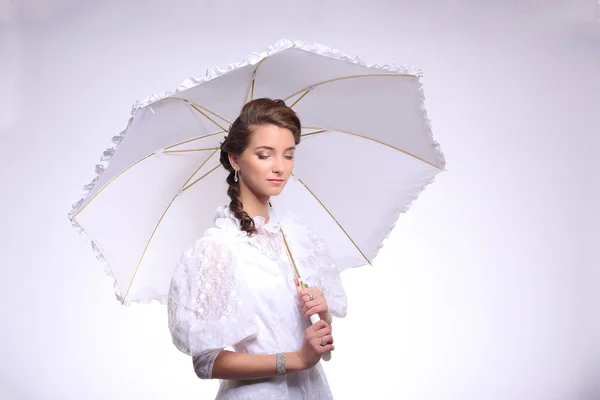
[294, 276, 330, 322]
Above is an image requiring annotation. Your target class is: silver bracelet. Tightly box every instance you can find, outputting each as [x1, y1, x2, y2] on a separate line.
[276, 352, 287, 376]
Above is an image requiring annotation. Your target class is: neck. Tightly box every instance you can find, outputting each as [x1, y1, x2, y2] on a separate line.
[238, 183, 270, 222]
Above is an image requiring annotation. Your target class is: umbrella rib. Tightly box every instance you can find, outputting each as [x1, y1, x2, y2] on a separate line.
[166, 130, 227, 151]
[165, 98, 232, 131]
[303, 126, 442, 170]
[243, 57, 268, 105]
[122, 149, 220, 303]
[300, 129, 327, 137]
[289, 90, 310, 108]
[183, 163, 220, 192]
[189, 103, 229, 132]
[72, 133, 224, 218]
[284, 73, 417, 108]
[73, 154, 152, 218]
[295, 176, 371, 266]
[164, 147, 219, 154]
[280, 228, 302, 279]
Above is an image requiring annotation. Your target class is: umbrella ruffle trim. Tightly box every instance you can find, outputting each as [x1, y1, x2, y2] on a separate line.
[68, 214, 168, 306]
[365, 78, 446, 266]
[365, 170, 443, 269]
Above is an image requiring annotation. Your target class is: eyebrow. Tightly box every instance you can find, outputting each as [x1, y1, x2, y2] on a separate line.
[254, 146, 296, 151]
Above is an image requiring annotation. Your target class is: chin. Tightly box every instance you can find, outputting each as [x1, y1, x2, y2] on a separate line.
[266, 188, 285, 196]
[263, 186, 286, 197]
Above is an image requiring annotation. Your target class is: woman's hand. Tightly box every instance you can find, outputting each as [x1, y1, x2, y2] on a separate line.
[295, 319, 334, 369]
[294, 276, 331, 323]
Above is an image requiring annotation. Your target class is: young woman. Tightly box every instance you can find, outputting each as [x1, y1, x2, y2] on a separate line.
[167, 98, 348, 399]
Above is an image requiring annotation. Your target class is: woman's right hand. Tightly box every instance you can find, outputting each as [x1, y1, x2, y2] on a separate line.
[296, 320, 334, 369]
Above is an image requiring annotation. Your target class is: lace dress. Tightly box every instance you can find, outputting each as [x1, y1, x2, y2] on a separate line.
[167, 204, 348, 399]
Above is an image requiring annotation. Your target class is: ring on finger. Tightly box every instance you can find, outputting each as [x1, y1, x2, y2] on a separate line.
[308, 293, 315, 301]
[320, 337, 327, 347]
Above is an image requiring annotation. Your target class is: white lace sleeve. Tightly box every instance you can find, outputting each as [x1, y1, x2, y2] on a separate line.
[167, 233, 258, 378]
[303, 226, 348, 319]
[192, 349, 222, 380]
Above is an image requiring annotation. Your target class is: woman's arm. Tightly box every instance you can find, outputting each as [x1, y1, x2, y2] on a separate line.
[209, 319, 335, 380]
[210, 350, 306, 380]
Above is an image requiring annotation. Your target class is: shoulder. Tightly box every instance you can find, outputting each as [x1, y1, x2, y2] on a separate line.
[193, 205, 247, 250]
[179, 209, 245, 264]
[186, 227, 241, 260]
[173, 229, 239, 282]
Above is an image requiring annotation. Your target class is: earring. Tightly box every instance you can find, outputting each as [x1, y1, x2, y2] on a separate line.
[234, 170, 238, 182]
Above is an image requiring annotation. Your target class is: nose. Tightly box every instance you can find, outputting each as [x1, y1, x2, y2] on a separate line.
[272, 156, 284, 174]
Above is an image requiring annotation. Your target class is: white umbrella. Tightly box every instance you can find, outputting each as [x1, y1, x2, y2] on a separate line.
[68, 39, 446, 305]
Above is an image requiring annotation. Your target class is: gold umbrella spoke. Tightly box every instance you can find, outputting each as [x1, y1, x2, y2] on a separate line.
[73, 138, 223, 218]
[164, 97, 232, 131]
[288, 90, 310, 109]
[122, 149, 220, 303]
[243, 75, 253, 105]
[283, 73, 417, 108]
[164, 147, 219, 154]
[74, 154, 152, 218]
[121, 195, 176, 304]
[181, 150, 219, 188]
[244, 57, 268, 105]
[280, 228, 302, 279]
[182, 149, 220, 192]
[193, 104, 232, 125]
[300, 129, 327, 137]
[301, 126, 442, 170]
[295, 176, 371, 266]
[183, 164, 221, 192]
[189, 103, 228, 132]
[165, 130, 227, 151]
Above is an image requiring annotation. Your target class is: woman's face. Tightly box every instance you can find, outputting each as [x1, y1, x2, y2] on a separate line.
[230, 124, 296, 201]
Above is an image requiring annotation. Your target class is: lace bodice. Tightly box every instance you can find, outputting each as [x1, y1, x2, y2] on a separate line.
[167, 205, 347, 399]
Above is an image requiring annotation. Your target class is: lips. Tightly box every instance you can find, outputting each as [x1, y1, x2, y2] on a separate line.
[268, 179, 284, 183]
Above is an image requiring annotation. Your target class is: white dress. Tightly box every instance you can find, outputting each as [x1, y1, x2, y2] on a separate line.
[167, 204, 348, 400]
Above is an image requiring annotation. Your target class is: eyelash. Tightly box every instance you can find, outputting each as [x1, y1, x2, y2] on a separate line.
[257, 155, 295, 160]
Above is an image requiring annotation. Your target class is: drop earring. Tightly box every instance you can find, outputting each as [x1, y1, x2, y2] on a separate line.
[234, 170, 238, 182]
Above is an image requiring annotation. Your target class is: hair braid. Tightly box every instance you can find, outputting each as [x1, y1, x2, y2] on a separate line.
[221, 155, 257, 235]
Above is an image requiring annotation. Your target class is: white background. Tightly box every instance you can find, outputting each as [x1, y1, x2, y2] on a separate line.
[1, 1, 599, 399]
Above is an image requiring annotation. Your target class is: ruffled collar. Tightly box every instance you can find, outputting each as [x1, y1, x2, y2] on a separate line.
[214, 204, 281, 235]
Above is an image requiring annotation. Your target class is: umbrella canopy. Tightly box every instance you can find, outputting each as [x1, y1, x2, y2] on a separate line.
[69, 39, 446, 305]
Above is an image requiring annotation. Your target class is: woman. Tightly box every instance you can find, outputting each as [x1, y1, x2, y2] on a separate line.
[167, 98, 348, 399]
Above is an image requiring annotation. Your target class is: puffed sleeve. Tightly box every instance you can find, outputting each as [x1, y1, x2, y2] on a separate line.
[302, 225, 348, 319]
[167, 233, 258, 379]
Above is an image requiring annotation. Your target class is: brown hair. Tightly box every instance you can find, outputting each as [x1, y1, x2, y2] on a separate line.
[219, 98, 301, 235]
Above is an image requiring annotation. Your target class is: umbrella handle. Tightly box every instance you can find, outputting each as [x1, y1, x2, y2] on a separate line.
[309, 313, 332, 362]
[298, 278, 332, 362]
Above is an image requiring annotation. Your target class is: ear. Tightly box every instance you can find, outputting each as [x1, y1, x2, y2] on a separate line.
[228, 153, 239, 171]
